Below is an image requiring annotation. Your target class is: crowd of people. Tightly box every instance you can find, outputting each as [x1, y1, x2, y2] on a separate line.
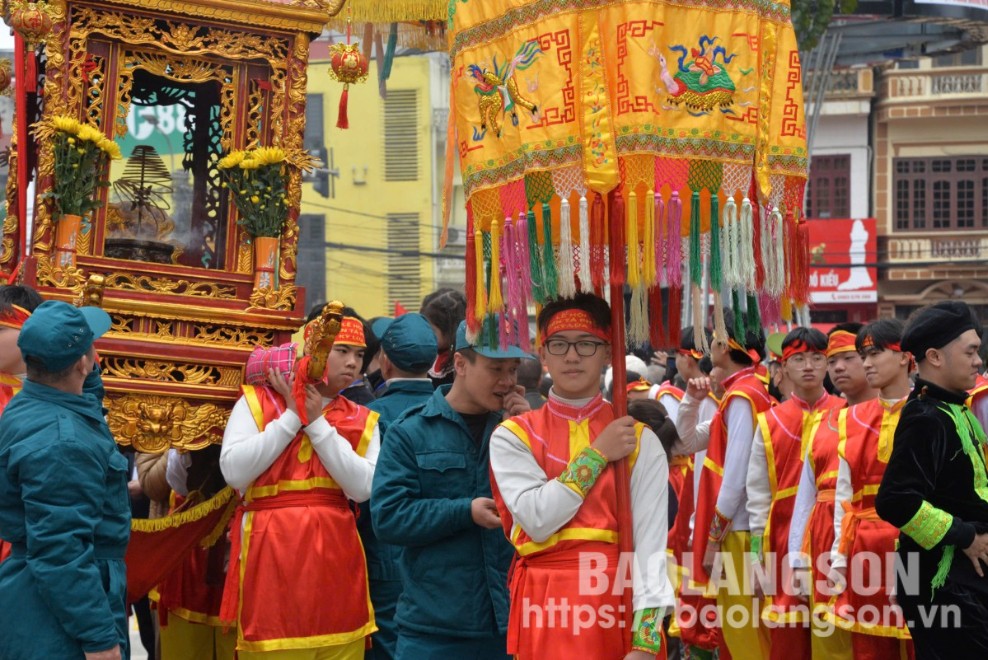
[0, 283, 987, 660]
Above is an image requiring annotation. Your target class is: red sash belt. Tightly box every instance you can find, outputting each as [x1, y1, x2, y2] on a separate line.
[220, 489, 349, 625]
[837, 503, 880, 557]
[816, 489, 836, 503]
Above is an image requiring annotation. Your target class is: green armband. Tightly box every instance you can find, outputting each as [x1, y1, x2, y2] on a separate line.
[631, 607, 663, 654]
[556, 446, 607, 498]
[900, 501, 953, 550]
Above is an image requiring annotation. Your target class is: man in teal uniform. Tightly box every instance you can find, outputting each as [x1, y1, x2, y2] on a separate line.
[371, 320, 531, 659]
[0, 301, 128, 660]
[362, 312, 439, 659]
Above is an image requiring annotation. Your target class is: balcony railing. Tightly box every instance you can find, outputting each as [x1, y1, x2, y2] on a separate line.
[804, 68, 875, 100]
[887, 232, 988, 263]
[884, 67, 988, 102]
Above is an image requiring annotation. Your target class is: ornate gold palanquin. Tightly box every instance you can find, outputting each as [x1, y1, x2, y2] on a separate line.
[8, 0, 345, 452]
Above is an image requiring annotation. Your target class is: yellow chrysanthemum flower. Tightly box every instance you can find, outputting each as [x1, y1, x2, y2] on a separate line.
[250, 146, 287, 167]
[239, 157, 260, 170]
[52, 115, 81, 135]
[218, 150, 246, 170]
[98, 138, 122, 160]
[76, 124, 103, 144]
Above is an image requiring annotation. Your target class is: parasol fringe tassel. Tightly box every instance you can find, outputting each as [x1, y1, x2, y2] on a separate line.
[723, 196, 739, 288]
[577, 195, 591, 292]
[514, 214, 532, 352]
[654, 191, 665, 281]
[487, 219, 503, 313]
[557, 198, 577, 298]
[502, 217, 520, 347]
[649, 285, 666, 348]
[643, 190, 657, 287]
[628, 285, 650, 349]
[527, 210, 545, 304]
[627, 190, 640, 288]
[465, 205, 479, 334]
[740, 197, 756, 292]
[590, 193, 607, 294]
[689, 191, 702, 288]
[712, 290, 728, 349]
[668, 284, 682, 347]
[709, 195, 725, 349]
[473, 227, 487, 321]
[667, 192, 683, 288]
[692, 284, 704, 352]
[541, 203, 559, 301]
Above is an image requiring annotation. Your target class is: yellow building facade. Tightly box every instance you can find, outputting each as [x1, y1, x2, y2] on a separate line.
[297, 48, 464, 319]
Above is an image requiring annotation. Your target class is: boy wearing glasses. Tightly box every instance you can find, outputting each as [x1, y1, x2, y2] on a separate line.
[826, 319, 914, 658]
[745, 327, 844, 659]
[489, 293, 674, 660]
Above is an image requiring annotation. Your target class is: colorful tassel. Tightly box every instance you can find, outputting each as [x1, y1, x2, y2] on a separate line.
[731, 289, 745, 341]
[649, 285, 666, 348]
[746, 292, 761, 336]
[627, 189, 641, 288]
[689, 191, 702, 288]
[749, 177, 765, 291]
[654, 192, 665, 281]
[722, 196, 739, 288]
[474, 227, 487, 320]
[502, 217, 519, 347]
[668, 285, 682, 346]
[769, 208, 786, 297]
[516, 212, 532, 305]
[577, 195, 591, 292]
[628, 285, 649, 349]
[465, 206, 478, 334]
[591, 193, 607, 294]
[527, 210, 545, 304]
[609, 190, 626, 287]
[709, 195, 723, 292]
[643, 190, 657, 287]
[791, 213, 810, 306]
[692, 284, 705, 353]
[667, 192, 683, 288]
[541, 203, 559, 301]
[739, 197, 756, 292]
[381, 23, 398, 82]
[487, 219, 503, 313]
[557, 198, 577, 298]
[336, 85, 350, 129]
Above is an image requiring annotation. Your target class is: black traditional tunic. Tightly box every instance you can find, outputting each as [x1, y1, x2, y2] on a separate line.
[875, 378, 988, 659]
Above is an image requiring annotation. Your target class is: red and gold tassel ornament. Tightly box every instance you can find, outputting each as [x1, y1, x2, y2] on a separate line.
[328, 6, 369, 129]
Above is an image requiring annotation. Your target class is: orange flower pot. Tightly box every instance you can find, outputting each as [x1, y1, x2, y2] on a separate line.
[253, 236, 279, 290]
[55, 213, 82, 268]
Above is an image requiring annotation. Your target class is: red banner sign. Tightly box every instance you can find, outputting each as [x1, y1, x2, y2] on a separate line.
[807, 218, 878, 304]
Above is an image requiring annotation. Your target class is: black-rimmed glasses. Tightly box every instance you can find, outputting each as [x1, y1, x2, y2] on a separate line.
[545, 339, 607, 357]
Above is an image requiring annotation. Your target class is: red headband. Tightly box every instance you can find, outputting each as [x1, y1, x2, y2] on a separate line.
[627, 377, 652, 393]
[677, 348, 704, 360]
[545, 309, 609, 342]
[727, 336, 761, 364]
[334, 317, 366, 348]
[826, 330, 857, 358]
[0, 305, 30, 330]
[781, 339, 825, 363]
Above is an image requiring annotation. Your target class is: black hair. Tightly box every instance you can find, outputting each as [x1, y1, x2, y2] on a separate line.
[537, 293, 611, 337]
[856, 318, 904, 353]
[628, 398, 679, 460]
[24, 348, 91, 384]
[680, 326, 713, 353]
[698, 356, 713, 375]
[782, 327, 828, 353]
[721, 307, 766, 365]
[420, 288, 467, 351]
[0, 285, 43, 314]
[516, 355, 543, 389]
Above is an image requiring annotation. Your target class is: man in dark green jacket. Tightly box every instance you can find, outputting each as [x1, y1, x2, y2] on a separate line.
[362, 312, 439, 660]
[0, 301, 128, 660]
[371, 320, 531, 659]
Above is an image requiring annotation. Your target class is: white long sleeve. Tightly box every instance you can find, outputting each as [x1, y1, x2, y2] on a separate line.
[656, 393, 681, 429]
[788, 456, 817, 568]
[165, 448, 191, 497]
[673, 394, 712, 456]
[745, 424, 771, 538]
[830, 456, 853, 569]
[219, 394, 379, 502]
[489, 425, 586, 542]
[220, 395, 302, 492]
[713, 398, 755, 531]
[305, 415, 379, 502]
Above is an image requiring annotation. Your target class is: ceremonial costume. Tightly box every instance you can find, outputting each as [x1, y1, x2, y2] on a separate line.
[787, 407, 852, 660]
[490, 391, 674, 658]
[371, 386, 514, 659]
[747, 390, 844, 660]
[693, 364, 774, 660]
[969, 374, 988, 436]
[220, 382, 380, 658]
[828, 397, 913, 658]
[876, 380, 988, 658]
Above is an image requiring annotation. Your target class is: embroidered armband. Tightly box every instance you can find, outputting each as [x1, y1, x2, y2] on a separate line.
[631, 607, 663, 654]
[900, 501, 953, 550]
[749, 533, 763, 564]
[708, 507, 732, 543]
[556, 447, 607, 498]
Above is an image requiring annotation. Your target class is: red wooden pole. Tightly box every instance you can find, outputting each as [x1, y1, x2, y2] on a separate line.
[607, 189, 633, 652]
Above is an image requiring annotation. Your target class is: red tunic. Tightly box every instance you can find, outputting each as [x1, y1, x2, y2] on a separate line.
[757, 393, 844, 625]
[692, 367, 774, 582]
[222, 385, 378, 652]
[492, 395, 644, 660]
[0, 373, 21, 564]
[828, 398, 910, 638]
[801, 407, 844, 606]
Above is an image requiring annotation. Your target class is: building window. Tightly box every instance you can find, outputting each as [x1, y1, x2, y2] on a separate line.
[892, 156, 988, 231]
[296, 214, 326, 309]
[387, 213, 421, 311]
[805, 154, 850, 219]
[383, 90, 419, 182]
